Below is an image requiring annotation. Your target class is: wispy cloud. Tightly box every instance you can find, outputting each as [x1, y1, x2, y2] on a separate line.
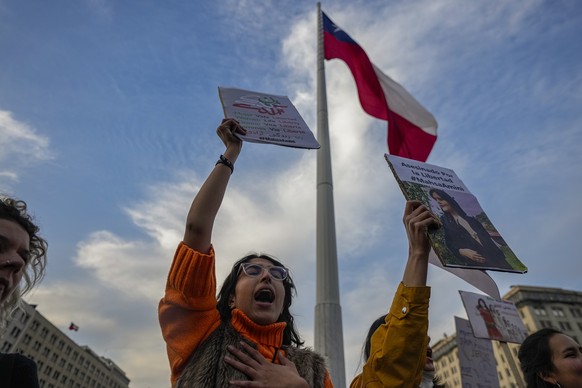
[0, 110, 53, 189]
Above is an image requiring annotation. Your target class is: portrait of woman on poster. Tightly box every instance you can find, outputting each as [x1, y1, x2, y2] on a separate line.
[428, 188, 512, 271]
[476, 298, 504, 341]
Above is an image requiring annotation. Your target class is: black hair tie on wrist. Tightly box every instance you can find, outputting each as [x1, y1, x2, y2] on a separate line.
[215, 154, 234, 174]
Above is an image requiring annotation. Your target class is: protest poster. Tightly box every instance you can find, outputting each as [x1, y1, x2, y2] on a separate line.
[218, 86, 320, 149]
[385, 154, 527, 273]
[460, 290, 528, 343]
[455, 316, 500, 387]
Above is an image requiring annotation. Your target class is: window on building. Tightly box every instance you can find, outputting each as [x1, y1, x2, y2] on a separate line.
[65, 345, 72, 356]
[53, 370, 60, 379]
[20, 312, 30, 324]
[40, 328, 48, 338]
[50, 353, 58, 362]
[552, 307, 565, 317]
[42, 347, 50, 357]
[559, 321, 572, 331]
[59, 358, 66, 367]
[31, 320, 39, 331]
[534, 307, 547, 316]
[49, 334, 57, 345]
[33, 341, 41, 351]
[44, 366, 52, 376]
[1, 341, 12, 352]
[23, 334, 32, 345]
[57, 340, 64, 350]
[570, 308, 582, 317]
[10, 327, 21, 338]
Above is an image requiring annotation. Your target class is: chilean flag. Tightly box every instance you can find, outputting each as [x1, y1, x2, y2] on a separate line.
[322, 12, 437, 161]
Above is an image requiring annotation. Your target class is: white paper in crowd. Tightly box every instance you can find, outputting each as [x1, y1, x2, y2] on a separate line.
[459, 290, 528, 344]
[455, 316, 500, 387]
[218, 86, 320, 149]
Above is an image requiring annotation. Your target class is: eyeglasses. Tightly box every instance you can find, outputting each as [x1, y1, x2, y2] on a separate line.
[239, 263, 288, 281]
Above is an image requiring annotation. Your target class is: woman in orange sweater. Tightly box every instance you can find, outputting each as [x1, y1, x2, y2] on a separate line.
[158, 119, 333, 387]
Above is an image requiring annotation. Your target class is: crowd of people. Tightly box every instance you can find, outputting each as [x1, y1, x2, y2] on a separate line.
[2, 118, 581, 387]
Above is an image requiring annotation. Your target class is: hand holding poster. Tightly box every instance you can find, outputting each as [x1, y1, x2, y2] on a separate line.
[459, 290, 528, 344]
[218, 86, 320, 149]
[385, 154, 527, 273]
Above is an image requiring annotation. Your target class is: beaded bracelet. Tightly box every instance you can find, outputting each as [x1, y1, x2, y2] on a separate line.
[215, 154, 234, 173]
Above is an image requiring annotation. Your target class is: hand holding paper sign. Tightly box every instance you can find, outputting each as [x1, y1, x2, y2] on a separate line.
[352, 201, 440, 387]
[218, 86, 320, 149]
[402, 200, 440, 286]
[216, 118, 246, 155]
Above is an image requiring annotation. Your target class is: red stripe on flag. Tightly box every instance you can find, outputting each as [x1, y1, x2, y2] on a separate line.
[322, 11, 437, 161]
[323, 30, 388, 120]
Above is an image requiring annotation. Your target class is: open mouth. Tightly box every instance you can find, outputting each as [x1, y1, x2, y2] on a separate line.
[254, 288, 275, 304]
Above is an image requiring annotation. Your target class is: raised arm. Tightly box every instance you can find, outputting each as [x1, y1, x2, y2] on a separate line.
[350, 200, 440, 388]
[401, 200, 439, 286]
[183, 118, 246, 252]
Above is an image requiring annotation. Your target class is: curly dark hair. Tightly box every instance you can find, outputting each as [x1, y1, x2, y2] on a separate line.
[518, 328, 562, 388]
[216, 253, 303, 347]
[0, 196, 48, 326]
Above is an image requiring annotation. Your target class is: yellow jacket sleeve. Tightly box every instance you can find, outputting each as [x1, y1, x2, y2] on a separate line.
[350, 282, 430, 388]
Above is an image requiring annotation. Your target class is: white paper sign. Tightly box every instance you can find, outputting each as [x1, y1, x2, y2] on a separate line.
[218, 86, 320, 149]
[459, 290, 528, 344]
[455, 316, 499, 387]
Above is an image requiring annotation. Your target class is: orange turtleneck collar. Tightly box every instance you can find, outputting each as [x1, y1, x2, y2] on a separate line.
[230, 308, 287, 348]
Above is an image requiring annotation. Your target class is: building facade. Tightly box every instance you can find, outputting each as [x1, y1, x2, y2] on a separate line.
[1, 302, 130, 388]
[432, 285, 582, 388]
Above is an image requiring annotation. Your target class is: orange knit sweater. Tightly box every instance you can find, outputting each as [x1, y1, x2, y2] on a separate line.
[159, 242, 333, 387]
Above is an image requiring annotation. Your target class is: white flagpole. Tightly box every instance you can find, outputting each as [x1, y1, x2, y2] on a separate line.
[315, 3, 346, 387]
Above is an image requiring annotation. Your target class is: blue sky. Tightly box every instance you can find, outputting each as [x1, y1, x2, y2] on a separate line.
[1, 1, 581, 386]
